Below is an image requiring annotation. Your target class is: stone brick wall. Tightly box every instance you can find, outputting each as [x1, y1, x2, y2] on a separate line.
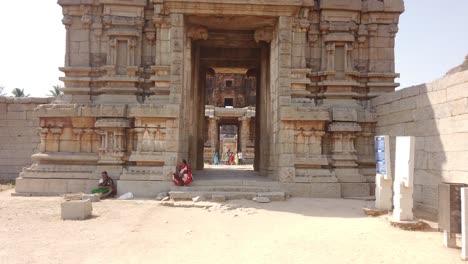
[0, 97, 54, 182]
[371, 70, 468, 221]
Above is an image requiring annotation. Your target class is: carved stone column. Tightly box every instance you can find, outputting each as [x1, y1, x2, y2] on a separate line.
[50, 128, 63, 152]
[95, 118, 130, 165]
[73, 128, 84, 153]
[38, 128, 49, 153]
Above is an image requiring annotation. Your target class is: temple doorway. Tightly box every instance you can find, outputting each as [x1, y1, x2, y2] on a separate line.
[185, 16, 272, 176]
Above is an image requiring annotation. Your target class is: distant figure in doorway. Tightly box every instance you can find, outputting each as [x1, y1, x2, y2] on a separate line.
[238, 151, 243, 165]
[225, 150, 230, 165]
[229, 152, 235, 165]
[213, 151, 219, 165]
[235, 153, 239, 165]
[91, 171, 116, 199]
[172, 159, 193, 186]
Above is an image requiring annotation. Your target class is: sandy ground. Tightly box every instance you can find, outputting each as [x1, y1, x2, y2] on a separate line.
[0, 184, 14, 192]
[0, 189, 465, 264]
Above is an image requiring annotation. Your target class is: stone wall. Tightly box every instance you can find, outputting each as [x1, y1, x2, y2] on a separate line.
[371, 70, 468, 221]
[0, 97, 54, 182]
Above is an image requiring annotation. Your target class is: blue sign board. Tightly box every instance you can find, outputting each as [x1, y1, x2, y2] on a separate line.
[375, 136, 387, 176]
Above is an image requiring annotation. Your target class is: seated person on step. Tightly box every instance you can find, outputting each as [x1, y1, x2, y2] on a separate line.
[91, 171, 116, 199]
[172, 159, 193, 186]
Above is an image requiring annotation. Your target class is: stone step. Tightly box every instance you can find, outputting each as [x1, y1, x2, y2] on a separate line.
[190, 179, 281, 188]
[171, 185, 280, 193]
[168, 190, 287, 201]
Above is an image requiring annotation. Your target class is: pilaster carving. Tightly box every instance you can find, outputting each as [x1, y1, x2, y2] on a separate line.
[187, 26, 209, 41]
[254, 27, 274, 43]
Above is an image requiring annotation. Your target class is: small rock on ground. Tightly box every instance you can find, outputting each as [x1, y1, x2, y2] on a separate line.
[363, 207, 388, 217]
[156, 192, 169, 201]
[390, 220, 432, 231]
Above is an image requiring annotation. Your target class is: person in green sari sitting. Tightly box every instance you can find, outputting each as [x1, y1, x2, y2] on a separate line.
[91, 171, 116, 199]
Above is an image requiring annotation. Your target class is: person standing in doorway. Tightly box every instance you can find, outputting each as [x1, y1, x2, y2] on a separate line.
[238, 151, 243, 165]
[235, 152, 239, 165]
[213, 151, 219, 165]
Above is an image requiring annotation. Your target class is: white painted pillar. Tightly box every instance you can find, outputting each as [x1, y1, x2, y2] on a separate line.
[375, 136, 392, 210]
[461, 187, 468, 260]
[393, 136, 415, 221]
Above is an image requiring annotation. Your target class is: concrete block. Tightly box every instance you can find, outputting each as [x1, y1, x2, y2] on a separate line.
[61, 199, 92, 220]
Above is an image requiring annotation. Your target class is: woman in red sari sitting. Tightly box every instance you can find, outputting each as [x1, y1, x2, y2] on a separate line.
[172, 159, 193, 186]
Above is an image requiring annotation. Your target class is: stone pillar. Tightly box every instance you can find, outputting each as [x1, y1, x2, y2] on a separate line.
[239, 116, 250, 152]
[208, 117, 219, 152]
[275, 16, 294, 181]
[393, 136, 415, 221]
[461, 187, 468, 260]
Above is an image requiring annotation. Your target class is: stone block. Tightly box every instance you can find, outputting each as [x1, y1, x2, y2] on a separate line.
[447, 82, 468, 102]
[257, 192, 286, 201]
[212, 195, 226, 202]
[332, 107, 357, 122]
[377, 109, 413, 126]
[320, 0, 361, 11]
[400, 86, 420, 99]
[340, 183, 370, 197]
[82, 194, 100, 202]
[450, 98, 468, 116]
[280, 183, 310, 197]
[61, 199, 92, 220]
[253, 197, 270, 203]
[310, 183, 341, 198]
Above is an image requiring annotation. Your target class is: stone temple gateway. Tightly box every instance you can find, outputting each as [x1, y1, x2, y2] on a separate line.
[15, 0, 404, 198]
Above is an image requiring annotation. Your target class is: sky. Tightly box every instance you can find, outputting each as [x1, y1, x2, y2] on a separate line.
[0, 1, 467, 97]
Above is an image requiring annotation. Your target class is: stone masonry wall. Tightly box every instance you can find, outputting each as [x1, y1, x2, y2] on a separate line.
[371, 70, 468, 221]
[0, 97, 54, 182]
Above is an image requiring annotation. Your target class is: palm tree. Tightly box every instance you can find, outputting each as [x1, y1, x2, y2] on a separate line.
[0, 85, 5, 96]
[49, 85, 63, 97]
[12, 88, 29, 98]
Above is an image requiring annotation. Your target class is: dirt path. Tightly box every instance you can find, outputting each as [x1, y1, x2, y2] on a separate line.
[0, 190, 464, 264]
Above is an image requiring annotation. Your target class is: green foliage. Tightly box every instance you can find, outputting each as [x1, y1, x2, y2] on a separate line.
[11, 88, 29, 98]
[49, 85, 63, 97]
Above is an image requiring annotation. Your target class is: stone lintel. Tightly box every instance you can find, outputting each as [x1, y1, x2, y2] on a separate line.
[95, 118, 130, 128]
[280, 106, 330, 121]
[324, 33, 355, 42]
[100, 0, 147, 7]
[162, 0, 304, 16]
[328, 122, 362, 132]
[35, 104, 82, 117]
[107, 28, 141, 37]
[320, 0, 361, 11]
[58, 0, 96, 6]
[128, 104, 180, 118]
